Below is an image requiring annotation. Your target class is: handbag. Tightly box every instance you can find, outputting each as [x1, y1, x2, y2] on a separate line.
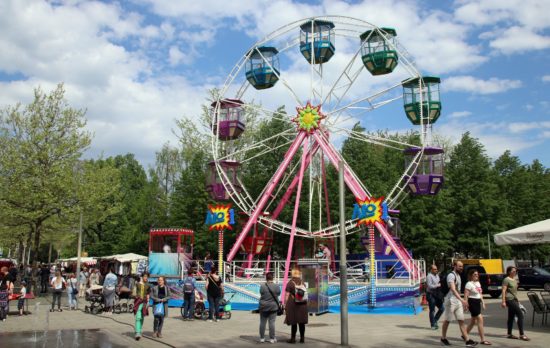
[153, 302, 164, 317]
[265, 283, 284, 316]
[70, 281, 78, 295]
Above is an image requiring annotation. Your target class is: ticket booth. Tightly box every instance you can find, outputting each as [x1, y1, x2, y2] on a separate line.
[297, 258, 329, 315]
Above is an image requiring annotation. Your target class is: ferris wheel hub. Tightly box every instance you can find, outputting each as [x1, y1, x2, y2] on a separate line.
[293, 102, 325, 133]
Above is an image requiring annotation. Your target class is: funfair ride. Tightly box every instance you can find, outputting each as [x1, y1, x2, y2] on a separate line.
[209, 16, 444, 300]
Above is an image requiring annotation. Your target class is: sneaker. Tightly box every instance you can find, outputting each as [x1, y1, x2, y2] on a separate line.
[441, 338, 451, 346]
[215, 319, 219, 322]
[260, 338, 265, 343]
[189, 318, 194, 321]
[183, 318, 188, 321]
[135, 334, 141, 341]
[207, 319, 213, 322]
[270, 338, 277, 344]
[465, 339, 478, 347]
[431, 325, 438, 330]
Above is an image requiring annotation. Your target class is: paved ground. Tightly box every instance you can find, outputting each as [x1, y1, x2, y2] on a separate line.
[0, 291, 548, 347]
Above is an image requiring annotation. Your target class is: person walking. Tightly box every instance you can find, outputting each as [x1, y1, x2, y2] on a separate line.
[259, 272, 281, 343]
[0, 267, 13, 321]
[206, 269, 223, 322]
[89, 269, 100, 287]
[151, 276, 171, 338]
[67, 273, 78, 310]
[50, 270, 66, 312]
[501, 266, 530, 341]
[78, 268, 88, 298]
[182, 270, 197, 321]
[40, 264, 50, 294]
[103, 266, 117, 315]
[464, 270, 490, 345]
[426, 264, 445, 329]
[284, 269, 308, 344]
[440, 261, 477, 347]
[133, 273, 151, 341]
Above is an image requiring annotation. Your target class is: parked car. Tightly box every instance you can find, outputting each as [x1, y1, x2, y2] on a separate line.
[517, 267, 550, 291]
[542, 265, 550, 273]
[460, 264, 505, 298]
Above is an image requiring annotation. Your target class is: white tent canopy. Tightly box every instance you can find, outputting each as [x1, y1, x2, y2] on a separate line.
[494, 219, 550, 245]
[98, 253, 147, 263]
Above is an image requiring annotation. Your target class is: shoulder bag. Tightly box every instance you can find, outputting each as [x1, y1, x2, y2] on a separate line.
[265, 283, 284, 316]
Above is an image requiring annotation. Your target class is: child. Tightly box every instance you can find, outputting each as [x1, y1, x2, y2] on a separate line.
[18, 281, 27, 315]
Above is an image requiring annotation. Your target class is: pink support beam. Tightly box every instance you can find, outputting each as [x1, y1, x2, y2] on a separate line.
[260, 142, 320, 236]
[266, 254, 272, 274]
[281, 139, 309, 301]
[227, 132, 307, 262]
[311, 130, 415, 274]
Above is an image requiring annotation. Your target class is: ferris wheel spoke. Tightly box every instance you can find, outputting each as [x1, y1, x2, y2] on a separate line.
[327, 124, 419, 150]
[216, 128, 295, 162]
[326, 81, 404, 118]
[240, 102, 292, 124]
[321, 44, 363, 111]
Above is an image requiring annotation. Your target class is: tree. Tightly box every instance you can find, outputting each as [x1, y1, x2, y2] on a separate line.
[0, 84, 92, 263]
[444, 132, 504, 258]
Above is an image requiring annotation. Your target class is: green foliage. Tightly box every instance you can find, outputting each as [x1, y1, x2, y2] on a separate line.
[0, 84, 92, 262]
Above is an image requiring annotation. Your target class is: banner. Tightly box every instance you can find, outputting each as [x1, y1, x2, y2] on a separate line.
[352, 197, 388, 226]
[205, 204, 235, 230]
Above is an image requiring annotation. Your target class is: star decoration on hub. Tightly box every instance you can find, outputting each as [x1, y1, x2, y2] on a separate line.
[293, 102, 325, 133]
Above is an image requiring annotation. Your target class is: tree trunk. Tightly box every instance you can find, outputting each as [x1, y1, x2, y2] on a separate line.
[32, 222, 42, 264]
[25, 229, 33, 266]
[17, 239, 24, 264]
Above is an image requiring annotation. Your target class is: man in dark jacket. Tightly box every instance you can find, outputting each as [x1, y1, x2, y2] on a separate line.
[40, 264, 51, 293]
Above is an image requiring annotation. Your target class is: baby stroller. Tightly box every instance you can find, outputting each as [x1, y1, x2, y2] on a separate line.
[84, 285, 104, 315]
[113, 286, 134, 314]
[181, 289, 207, 320]
[204, 291, 235, 320]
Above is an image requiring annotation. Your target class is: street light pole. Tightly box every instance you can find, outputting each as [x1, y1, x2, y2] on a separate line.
[339, 161, 348, 346]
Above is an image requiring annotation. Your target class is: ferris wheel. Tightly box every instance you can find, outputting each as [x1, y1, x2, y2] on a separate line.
[208, 16, 444, 271]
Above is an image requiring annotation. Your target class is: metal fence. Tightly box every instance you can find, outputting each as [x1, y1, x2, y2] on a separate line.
[192, 258, 425, 287]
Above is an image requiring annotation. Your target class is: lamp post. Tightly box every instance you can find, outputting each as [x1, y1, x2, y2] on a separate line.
[338, 161, 348, 346]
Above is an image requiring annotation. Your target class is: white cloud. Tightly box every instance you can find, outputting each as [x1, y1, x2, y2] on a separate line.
[542, 75, 550, 83]
[489, 26, 550, 54]
[448, 111, 472, 119]
[436, 119, 546, 159]
[454, 0, 550, 55]
[444, 76, 522, 94]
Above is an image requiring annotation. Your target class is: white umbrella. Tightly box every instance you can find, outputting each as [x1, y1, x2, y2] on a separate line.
[494, 219, 550, 245]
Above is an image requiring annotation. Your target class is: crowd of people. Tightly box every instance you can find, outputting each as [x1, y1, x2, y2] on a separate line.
[426, 261, 530, 347]
[1, 256, 536, 345]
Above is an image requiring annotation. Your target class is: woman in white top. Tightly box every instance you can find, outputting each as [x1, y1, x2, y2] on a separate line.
[50, 270, 67, 312]
[464, 270, 490, 345]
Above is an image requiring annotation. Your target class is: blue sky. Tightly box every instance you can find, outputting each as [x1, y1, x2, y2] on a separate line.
[0, 0, 549, 167]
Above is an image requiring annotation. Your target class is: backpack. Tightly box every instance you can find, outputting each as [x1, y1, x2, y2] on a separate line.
[294, 283, 308, 303]
[439, 272, 458, 298]
[183, 277, 194, 294]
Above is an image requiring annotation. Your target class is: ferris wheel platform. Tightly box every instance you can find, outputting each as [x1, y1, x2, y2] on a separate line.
[163, 278, 422, 315]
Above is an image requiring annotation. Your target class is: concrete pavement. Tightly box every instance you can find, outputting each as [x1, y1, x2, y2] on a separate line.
[0, 291, 548, 347]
